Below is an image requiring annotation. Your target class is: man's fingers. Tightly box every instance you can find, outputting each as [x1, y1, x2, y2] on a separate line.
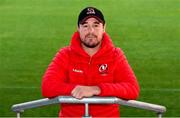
[71, 86, 83, 99]
[71, 86, 80, 95]
[71, 85, 99, 99]
[74, 91, 83, 99]
[72, 91, 83, 99]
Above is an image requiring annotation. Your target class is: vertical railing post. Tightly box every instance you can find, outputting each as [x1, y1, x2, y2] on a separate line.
[157, 112, 162, 118]
[16, 112, 21, 118]
[83, 103, 91, 118]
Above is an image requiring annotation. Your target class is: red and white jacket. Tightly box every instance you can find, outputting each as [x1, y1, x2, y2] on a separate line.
[42, 32, 140, 117]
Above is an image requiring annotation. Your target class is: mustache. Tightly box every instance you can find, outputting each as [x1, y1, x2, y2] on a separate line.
[85, 34, 97, 38]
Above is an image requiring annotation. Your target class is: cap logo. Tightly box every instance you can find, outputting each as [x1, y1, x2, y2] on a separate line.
[87, 8, 95, 15]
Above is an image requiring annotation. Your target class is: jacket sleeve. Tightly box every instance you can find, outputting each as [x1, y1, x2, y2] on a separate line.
[41, 48, 76, 98]
[98, 48, 140, 100]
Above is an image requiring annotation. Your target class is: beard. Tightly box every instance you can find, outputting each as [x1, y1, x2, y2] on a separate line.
[81, 34, 101, 48]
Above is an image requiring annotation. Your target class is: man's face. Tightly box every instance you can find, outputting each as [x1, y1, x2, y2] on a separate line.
[78, 17, 105, 48]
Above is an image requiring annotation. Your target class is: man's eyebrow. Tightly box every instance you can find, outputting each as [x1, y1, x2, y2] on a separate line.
[81, 21, 88, 25]
[94, 21, 100, 24]
[81, 21, 100, 25]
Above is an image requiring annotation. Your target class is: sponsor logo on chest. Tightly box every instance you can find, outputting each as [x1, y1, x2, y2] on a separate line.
[99, 64, 108, 75]
[72, 68, 83, 74]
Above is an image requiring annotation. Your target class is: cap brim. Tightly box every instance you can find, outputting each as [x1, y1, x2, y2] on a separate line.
[79, 15, 104, 25]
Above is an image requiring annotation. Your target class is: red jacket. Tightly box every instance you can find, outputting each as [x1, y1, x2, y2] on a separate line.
[42, 32, 140, 117]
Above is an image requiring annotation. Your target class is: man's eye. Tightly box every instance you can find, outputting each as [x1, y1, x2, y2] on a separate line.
[83, 25, 88, 28]
[94, 24, 99, 27]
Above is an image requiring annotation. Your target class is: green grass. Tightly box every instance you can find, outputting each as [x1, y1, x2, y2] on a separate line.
[0, 0, 180, 117]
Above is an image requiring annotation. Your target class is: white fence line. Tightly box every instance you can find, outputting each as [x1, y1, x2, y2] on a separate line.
[11, 96, 166, 118]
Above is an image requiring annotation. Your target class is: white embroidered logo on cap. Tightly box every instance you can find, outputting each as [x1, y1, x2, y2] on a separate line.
[87, 8, 95, 14]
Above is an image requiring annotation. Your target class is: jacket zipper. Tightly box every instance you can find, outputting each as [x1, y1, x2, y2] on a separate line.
[88, 57, 92, 65]
[87, 57, 92, 85]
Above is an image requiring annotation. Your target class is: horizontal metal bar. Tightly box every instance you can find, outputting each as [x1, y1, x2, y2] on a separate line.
[11, 97, 59, 112]
[116, 99, 166, 113]
[57, 96, 118, 104]
[11, 96, 166, 114]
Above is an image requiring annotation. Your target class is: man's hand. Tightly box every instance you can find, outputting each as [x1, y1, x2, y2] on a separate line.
[71, 85, 101, 99]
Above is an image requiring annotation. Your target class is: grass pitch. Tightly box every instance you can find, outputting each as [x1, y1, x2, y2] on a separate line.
[0, 0, 180, 117]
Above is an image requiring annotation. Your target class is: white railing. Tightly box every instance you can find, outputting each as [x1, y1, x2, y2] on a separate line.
[11, 96, 166, 118]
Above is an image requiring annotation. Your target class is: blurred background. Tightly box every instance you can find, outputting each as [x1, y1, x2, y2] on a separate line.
[0, 0, 180, 117]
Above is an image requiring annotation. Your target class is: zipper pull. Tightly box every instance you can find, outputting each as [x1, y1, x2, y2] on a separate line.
[89, 57, 92, 65]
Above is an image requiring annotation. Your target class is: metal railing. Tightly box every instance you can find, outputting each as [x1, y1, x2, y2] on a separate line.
[11, 96, 166, 118]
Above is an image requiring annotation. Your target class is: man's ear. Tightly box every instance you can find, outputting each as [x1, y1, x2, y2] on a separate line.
[103, 24, 106, 32]
[77, 26, 80, 32]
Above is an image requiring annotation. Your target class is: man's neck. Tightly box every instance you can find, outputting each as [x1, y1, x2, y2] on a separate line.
[81, 44, 101, 57]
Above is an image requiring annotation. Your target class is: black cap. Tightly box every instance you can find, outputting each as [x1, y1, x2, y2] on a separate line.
[78, 7, 105, 26]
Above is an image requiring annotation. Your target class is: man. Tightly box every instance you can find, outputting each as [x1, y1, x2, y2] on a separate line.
[42, 7, 140, 117]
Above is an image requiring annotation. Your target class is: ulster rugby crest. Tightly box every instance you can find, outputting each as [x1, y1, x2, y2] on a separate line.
[99, 64, 108, 75]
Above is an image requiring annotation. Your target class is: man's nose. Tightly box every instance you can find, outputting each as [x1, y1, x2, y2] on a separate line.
[88, 26, 94, 33]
